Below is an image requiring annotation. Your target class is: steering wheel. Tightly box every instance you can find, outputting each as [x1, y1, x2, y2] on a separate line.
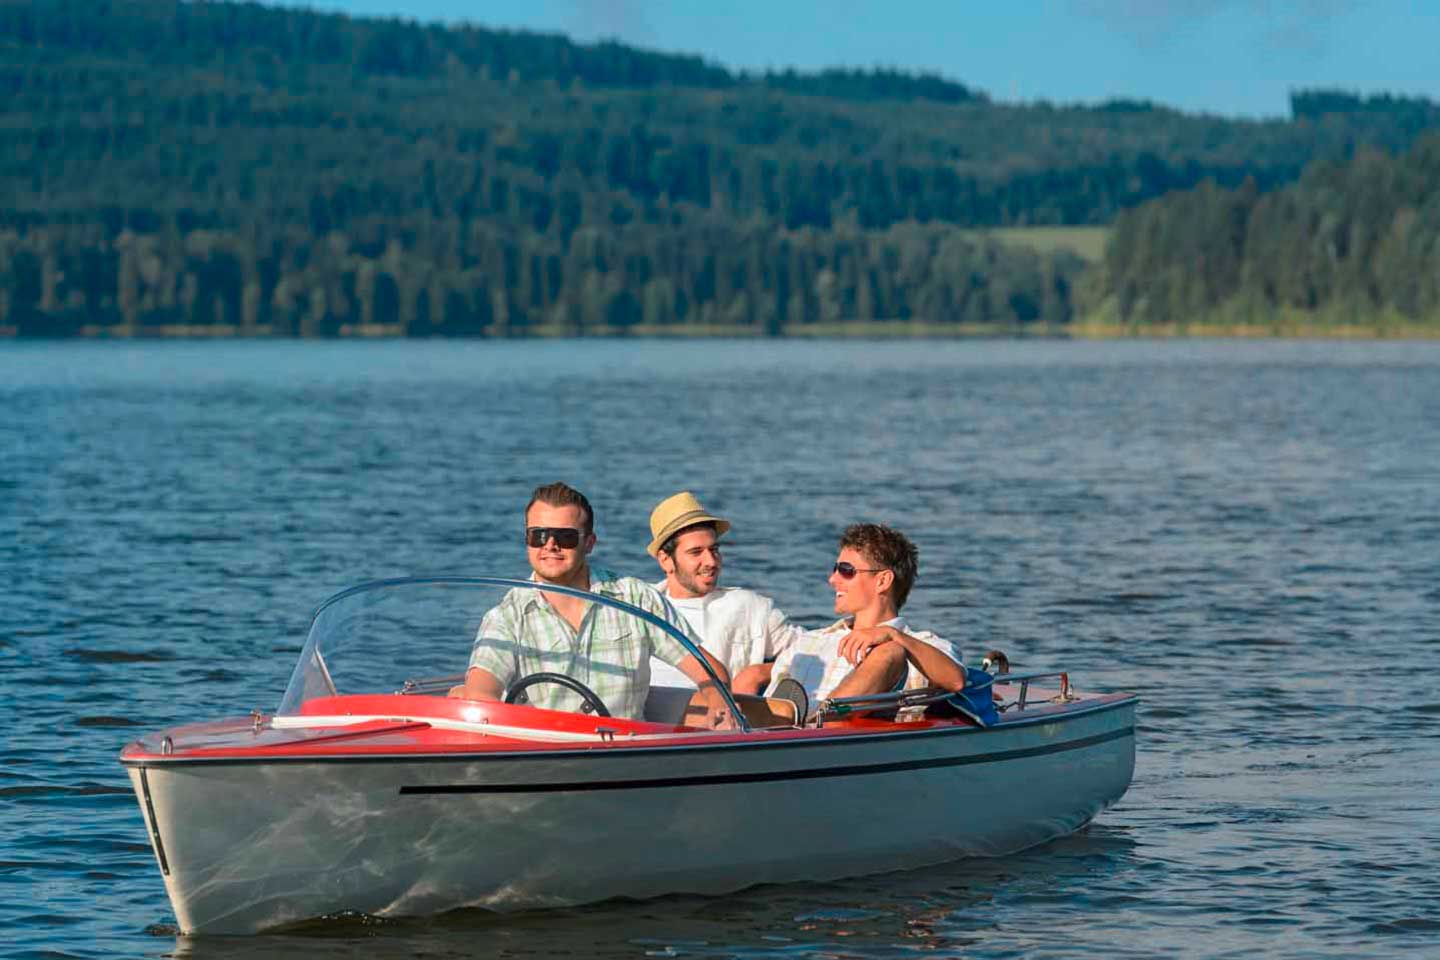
[503, 672, 611, 717]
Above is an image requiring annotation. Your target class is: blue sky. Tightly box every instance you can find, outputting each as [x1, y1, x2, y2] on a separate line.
[301, 1, 1439, 118]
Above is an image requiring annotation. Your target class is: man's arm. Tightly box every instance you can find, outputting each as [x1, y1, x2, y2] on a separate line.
[683, 647, 733, 687]
[449, 666, 507, 701]
[448, 604, 518, 700]
[838, 626, 966, 692]
[732, 661, 774, 696]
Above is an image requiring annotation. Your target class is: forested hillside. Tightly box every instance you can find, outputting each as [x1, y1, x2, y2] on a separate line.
[1083, 132, 1440, 332]
[3, 0, 1439, 337]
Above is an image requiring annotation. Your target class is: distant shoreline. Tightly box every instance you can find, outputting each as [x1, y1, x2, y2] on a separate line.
[6, 320, 1440, 341]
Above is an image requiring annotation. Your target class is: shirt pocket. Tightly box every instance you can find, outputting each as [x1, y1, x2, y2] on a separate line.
[583, 627, 641, 684]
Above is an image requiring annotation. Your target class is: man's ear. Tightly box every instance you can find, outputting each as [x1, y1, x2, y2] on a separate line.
[583, 531, 597, 556]
[875, 568, 895, 598]
[657, 550, 675, 575]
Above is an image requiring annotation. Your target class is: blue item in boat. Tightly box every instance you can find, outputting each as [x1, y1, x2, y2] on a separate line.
[943, 667, 1000, 727]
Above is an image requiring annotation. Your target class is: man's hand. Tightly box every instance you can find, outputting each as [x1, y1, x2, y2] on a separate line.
[696, 681, 737, 731]
[838, 625, 899, 665]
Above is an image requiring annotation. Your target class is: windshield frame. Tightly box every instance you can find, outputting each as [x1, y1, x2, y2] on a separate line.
[280, 575, 751, 732]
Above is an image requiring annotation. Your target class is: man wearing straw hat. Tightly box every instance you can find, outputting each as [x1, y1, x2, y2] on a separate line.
[645, 491, 802, 694]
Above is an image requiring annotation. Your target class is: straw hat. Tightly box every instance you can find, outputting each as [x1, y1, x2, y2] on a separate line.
[647, 491, 731, 557]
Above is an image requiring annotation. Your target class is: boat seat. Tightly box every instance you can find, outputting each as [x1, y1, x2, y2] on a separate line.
[642, 684, 694, 725]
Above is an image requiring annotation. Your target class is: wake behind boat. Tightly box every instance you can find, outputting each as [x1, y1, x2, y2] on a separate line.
[120, 577, 1137, 934]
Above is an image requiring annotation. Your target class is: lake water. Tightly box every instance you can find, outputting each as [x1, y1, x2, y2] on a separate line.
[3, 337, 1438, 959]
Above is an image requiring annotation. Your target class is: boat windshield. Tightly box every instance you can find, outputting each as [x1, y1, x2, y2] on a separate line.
[276, 577, 743, 727]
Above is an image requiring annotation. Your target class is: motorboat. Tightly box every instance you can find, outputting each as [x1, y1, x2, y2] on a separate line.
[120, 577, 1137, 935]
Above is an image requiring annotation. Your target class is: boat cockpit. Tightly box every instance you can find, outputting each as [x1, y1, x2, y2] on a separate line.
[282, 576, 751, 726]
[129, 576, 1088, 761]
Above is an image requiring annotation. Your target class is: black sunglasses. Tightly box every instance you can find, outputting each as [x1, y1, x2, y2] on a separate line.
[832, 561, 885, 579]
[526, 527, 584, 549]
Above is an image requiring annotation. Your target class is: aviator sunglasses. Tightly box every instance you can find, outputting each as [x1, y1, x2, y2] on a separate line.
[832, 561, 885, 579]
[526, 526, 584, 549]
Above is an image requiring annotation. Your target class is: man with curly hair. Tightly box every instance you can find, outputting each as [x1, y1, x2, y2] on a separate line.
[733, 523, 967, 713]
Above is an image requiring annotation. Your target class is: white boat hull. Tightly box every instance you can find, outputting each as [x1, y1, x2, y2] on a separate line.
[128, 699, 1134, 934]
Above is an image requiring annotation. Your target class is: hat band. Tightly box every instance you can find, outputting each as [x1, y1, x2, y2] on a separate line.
[657, 509, 716, 540]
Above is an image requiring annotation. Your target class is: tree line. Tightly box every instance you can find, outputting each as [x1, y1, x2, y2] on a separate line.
[0, 216, 1081, 337]
[1085, 132, 1440, 329]
[2, 0, 1439, 336]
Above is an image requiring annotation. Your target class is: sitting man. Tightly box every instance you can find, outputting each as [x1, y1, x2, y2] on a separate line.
[733, 523, 967, 720]
[449, 481, 734, 728]
[645, 491, 803, 689]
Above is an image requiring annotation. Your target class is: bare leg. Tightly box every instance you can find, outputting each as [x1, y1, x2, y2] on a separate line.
[828, 642, 907, 700]
[686, 693, 796, 728]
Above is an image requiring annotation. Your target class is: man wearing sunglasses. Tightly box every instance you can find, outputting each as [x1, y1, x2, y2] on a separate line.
[449, 482, 735, 728]
[644, 491, 802, 692]
[734, 523, 967, 717]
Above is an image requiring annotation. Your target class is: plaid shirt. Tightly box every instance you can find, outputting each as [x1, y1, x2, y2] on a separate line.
[469, 566, 699, 720]
[764, 616, 960, 703]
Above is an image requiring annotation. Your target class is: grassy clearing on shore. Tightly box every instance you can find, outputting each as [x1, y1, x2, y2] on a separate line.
[1070, 320, 1440, 340]
[1073, 299, 1440, 339]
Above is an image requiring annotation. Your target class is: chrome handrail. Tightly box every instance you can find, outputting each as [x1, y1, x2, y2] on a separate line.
[815, 686, 956, 720]
[991, 670, 1072, 709]
[817, 669, 1075, 721]
[398, 674, 465, 695]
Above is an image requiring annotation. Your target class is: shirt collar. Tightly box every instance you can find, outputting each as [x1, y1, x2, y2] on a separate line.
[657, 580, 719, 605]
[522, 565, 622, 611]
[825, 614, 908, 633]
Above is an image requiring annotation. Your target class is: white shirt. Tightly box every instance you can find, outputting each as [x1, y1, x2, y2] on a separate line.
[648, 584, 802, 688]
[763, 615, 961, 703]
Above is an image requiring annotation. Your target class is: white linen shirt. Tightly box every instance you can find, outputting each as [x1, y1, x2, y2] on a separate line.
[763, 615, 961, 703]
[648, 584, 803, 688]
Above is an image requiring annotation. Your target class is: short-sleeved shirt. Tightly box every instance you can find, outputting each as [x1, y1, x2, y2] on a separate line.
[648, 584, 803, 689]
[468, 566, 700, 720]
[764, 615, 961, 703]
